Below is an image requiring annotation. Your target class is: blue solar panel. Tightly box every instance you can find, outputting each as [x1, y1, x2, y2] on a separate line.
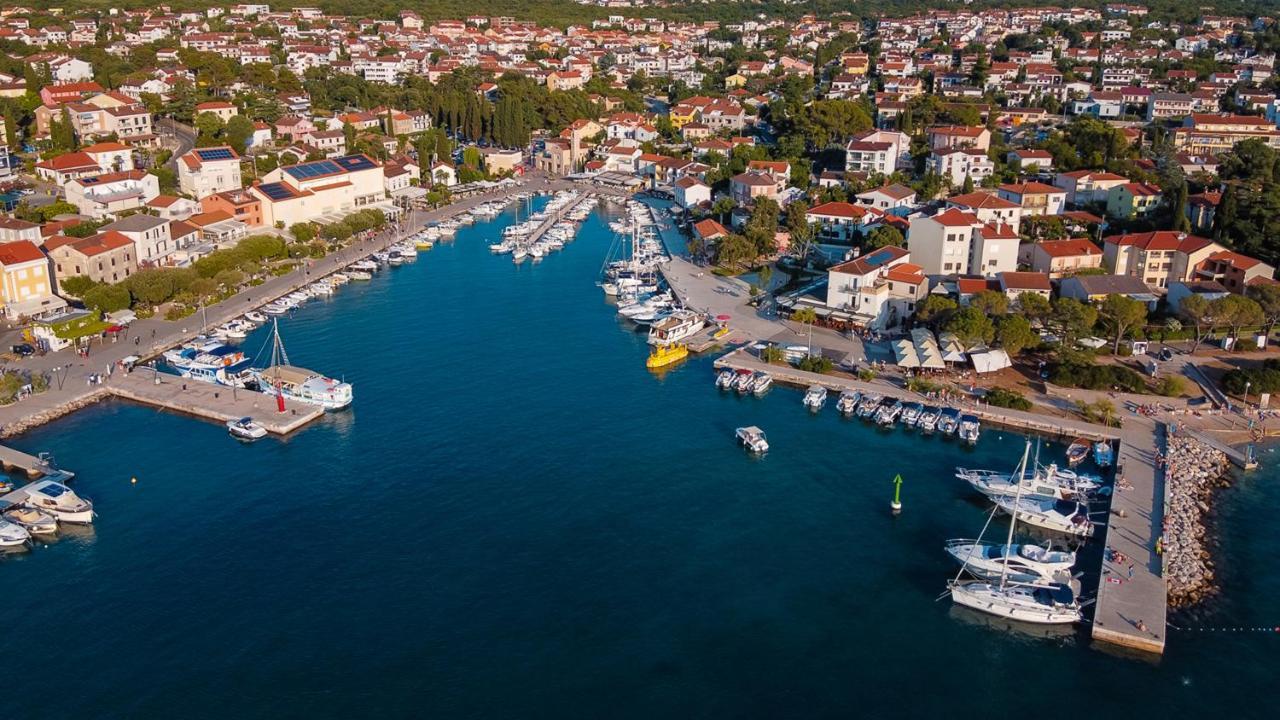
[284, 159, 341, 180]
[335, 154, 376, 171]
[196, 148, 234, 161]
[258, 182, 294, 200]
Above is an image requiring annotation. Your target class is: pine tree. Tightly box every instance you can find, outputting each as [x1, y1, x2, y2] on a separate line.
[1213, 183, 1238, 243]
[962, 174, 974, 194]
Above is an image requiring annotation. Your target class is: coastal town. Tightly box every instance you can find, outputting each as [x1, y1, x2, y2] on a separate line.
[1, 1, 1280, 674]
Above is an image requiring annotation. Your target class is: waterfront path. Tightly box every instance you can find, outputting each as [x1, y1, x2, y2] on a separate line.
[714, 347, 1169, 654]
[0, 174, 573, 439]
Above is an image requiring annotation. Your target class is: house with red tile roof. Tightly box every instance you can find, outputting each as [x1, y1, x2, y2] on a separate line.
[825, 246, 925, 329]
[1027, 238, 1104, 278]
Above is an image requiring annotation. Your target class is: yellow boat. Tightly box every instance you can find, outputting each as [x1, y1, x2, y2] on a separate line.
[415, 239, 434, 250]
[712, 326, 730, 339]
[646, 343, 688, 368]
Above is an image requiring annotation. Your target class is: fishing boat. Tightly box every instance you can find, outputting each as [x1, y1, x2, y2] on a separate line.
[250, 319, 353, 411]
[0, 518, 30, 547]
[1093, 441, 1114, 467]
[944, 539, 1076, 585]
[715, 369, 735, 390]
[803, 385, 828, 410]
[836, 390, 861, 415]
[227, 416, 268, 440]
[948, 442, 1085, 625]
[2, 506, 57, 535]
[958, 415, 981, 444]
[647, 309, 705, 345]
[21, 479, 93, 524]
[750, 372, 773, 395]
[1066, 438, 1090, 466]
[646, 343, 688, 369]
[735, 426, 770, 454]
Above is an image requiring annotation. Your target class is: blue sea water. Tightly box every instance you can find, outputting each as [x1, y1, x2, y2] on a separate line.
[3, 200, 1278, 719]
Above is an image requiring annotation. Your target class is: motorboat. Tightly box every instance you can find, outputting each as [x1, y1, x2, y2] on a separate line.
[3, 505, 57, 535]
[733, 370, 755, 394]
[957, 463, 1102, 501]
[900, 402, 924, 428]
[958, 415, 981, 444]
[918, 406, 941, 433]
[855, 394, 882, 419]
[993, 496, 1094, 537]
[21, 479, 94, 524]
[348, 270, 372, 281]
[227, 417, 268, 440]
[244, 311, 267, 324]
[1093, 441, 1114, 467]
[937, 408, 960, 436]
[1066, 438, 1090, 466]
[803, 385, 827, 410]
[735, 426, 770, 453]
[647, 309, 705, 345]
[875, 399, 903, 426]
[836, 390, 861, 415]
[751, 372, 773, 395]
[715, 369, 735, 390]
[944, 539, 1076, 585]
[0, 518, 30, 547]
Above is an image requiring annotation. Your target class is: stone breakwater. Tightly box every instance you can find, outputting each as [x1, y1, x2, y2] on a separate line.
[0, 389, 110, 440]
[1164, 432, 1231, 609]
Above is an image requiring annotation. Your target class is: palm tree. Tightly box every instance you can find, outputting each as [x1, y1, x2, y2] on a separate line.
[791, 305, 818, 357]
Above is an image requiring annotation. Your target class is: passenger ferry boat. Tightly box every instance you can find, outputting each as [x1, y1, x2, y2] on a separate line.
[250, 319, 353, 411]
[647, 309, 705, 345]
[646, 343, 688, 369]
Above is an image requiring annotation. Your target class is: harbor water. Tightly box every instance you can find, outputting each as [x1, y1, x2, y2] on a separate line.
[3, 200, 1277, 719]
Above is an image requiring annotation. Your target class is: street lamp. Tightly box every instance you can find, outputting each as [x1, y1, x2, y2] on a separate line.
[1245, 381, 1252, 409]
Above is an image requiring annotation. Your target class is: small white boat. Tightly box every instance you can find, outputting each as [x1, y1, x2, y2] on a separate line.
[993, 496, 1095, 537]
[20, 479, 93, 524]
[1093, 441, 1114, 467]
[227, 416, 267, 440]
[348, 270, 373, 281]
[0, 518, 30, 547]
[735, 426, 770, 453]
[803, 385, 827, 410]
[715, 369, 735, 390]
[244, 311, 267, 324]
[751, 372, 772, 395]
[958, 415, 981, 444]
[732, 370, 755, 394]
[836, 390, 861, 415]
[3, 505, 57, 535]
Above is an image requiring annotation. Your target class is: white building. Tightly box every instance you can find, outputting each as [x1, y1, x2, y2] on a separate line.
[907, 208, 983, 276]
[251, 154, 386, 228]
[927, 147, 994, 186]
[178, 146, 243, 200]
[823, 245, 928, 330]
[65, 170, 160, 219]
[100, 214, 174, 267]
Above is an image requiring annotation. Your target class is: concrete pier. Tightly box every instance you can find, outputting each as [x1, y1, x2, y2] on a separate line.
[106, 371, 324, 435]
[0, 443, 68, 478]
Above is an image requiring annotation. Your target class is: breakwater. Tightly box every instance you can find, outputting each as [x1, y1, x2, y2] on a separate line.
[1164, 429, 1231, 608]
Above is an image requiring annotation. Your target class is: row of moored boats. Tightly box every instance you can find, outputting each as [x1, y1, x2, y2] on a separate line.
[0, 474, 95, 549]
[489, 191, 595, 263]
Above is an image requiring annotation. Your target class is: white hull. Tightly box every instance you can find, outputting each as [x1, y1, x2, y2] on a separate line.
[950, 581, 1081, 625]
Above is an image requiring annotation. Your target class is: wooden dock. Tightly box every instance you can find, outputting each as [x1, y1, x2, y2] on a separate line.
[107, 370, 324, 435]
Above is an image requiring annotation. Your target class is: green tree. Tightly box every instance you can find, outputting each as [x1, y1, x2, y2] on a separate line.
[82, 283, 131, 313]
[1017, 291, 1052, 325]
[57, 275, 97, 297]
[194, 111, 225, 140]
[945, 306, 996, 347]
[712, 196, 736, 224]
[865, 225, 905, 249]
[1211, 293, 1264, 341]
[1098, 293, 1148, 354]
[996, 314, 1037, 356]
[791, 305, 818, 356]
[1050, 297, 1098, 346]
[971, 290, 1010, 317]
[915, 294, 957, 327]
[1179, 293, 1215, 354]
[1247, 282, 1280, 337]
[223, 115, 254, 153]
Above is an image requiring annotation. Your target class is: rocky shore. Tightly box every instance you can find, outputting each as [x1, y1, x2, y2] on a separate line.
[1164, 431, 1231, 608]
[0, 389, 110, 440]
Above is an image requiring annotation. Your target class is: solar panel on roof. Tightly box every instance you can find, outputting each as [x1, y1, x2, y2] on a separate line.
[196, 148, 234, 161]
[258, 182, 294, 201]
[335, 154, 376, 171]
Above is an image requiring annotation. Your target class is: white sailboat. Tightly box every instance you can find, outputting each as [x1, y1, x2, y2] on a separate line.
[948, 441, 1085, 625]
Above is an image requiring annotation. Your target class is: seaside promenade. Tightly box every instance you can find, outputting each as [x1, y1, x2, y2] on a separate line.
[0, 174, 573, 439]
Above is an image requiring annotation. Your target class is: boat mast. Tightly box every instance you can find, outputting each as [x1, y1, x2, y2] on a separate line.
[999, 440, 1031, 589]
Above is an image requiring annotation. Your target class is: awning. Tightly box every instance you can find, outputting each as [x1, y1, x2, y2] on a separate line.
[911, 328, 946, 369]
[971, 349, 1012, 374]
[893, 337, 921, 368]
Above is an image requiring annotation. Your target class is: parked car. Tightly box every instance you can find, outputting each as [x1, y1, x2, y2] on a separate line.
[10, 343, 35, 357]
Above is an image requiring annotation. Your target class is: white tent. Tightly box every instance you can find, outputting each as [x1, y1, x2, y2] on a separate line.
[911, 328, 946, 370]
[970, 349, 1012, 374]
[936, 332, 968, 363]
[893, 338, 921, 368]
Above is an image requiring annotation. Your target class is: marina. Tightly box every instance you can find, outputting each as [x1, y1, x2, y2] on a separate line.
[0, 181, 1273, 716]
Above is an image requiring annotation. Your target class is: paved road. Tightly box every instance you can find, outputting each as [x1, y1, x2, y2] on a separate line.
[158, 117, 195, 171]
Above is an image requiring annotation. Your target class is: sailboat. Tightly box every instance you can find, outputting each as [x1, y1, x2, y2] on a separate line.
[249, 319, 354, 411]
[947, 441, 1085, 625]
